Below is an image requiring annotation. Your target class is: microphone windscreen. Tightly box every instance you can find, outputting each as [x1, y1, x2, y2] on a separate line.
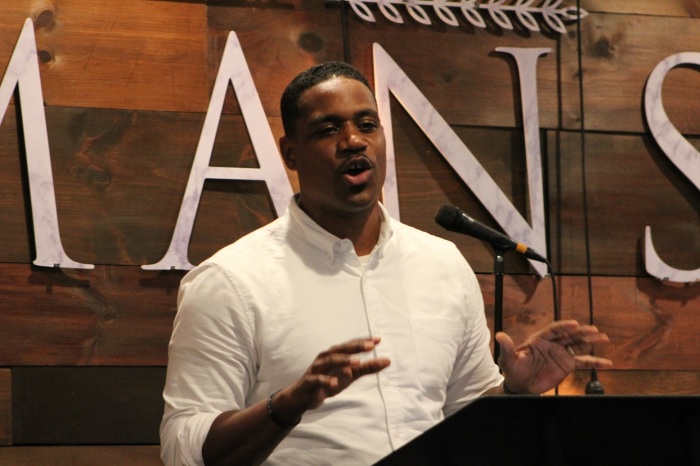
[434, 205, 461, 230]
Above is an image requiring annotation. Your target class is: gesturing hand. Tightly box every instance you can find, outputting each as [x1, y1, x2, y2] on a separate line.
[273, 337, 391, 423]
[496, 320, 613, 395]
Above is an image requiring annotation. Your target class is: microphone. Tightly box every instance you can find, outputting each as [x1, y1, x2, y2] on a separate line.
[434, 205, 547, 263]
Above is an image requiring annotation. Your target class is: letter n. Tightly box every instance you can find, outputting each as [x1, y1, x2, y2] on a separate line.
[373, 44, 549, 277]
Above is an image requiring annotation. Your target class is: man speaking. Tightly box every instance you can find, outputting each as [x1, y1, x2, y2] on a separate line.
[159, 61, 612, 466]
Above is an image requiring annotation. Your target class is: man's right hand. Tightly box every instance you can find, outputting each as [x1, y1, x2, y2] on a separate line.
[272, 337, 391, 424]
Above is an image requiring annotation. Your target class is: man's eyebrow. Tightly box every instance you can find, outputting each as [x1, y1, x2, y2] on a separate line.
[355, 108, 380, 119]
[308, 113, 339, 127]
[308, 109, 380, 126]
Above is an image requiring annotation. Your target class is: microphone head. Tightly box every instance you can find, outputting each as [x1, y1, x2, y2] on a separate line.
[434, 204, 548, 264]
[434, 205, 462, 231]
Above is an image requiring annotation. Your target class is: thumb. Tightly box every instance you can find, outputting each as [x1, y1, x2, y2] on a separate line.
[495, 331, 516, 371]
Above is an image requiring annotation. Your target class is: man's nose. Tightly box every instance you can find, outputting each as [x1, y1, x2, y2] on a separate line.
[339, 126, 367, 152]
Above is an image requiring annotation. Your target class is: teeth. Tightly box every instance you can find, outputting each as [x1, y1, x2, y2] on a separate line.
[344, 159, 369, 173]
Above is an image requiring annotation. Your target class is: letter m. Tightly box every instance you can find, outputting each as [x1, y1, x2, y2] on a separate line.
[0, 19, 92, 269]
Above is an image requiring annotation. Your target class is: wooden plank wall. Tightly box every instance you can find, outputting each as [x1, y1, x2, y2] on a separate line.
[0, 0, 699, 462]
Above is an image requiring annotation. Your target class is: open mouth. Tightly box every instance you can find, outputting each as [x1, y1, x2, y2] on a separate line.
[340, 157, 373, 185]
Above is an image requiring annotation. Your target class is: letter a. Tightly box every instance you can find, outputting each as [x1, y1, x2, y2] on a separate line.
[143, 32, 293, 270]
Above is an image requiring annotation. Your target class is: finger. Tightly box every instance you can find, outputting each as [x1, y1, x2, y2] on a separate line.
[573, 355, 614, 369]
[304, 373, 339, 391]
[561, 332, 611, 356]
[324, 337, 382, 356]
[583, 333, 610, 344]
[310, 353, 357, 374]
[578, 325, 605, 336]
[311, 352, 389, 377]
[564, 325, 607, 342]
[495, 332, 517, 370]
[353, 357, 391, 377]
[534, 320, 578, 341]
[540, 321, 607, 346]
[574, 333, 610, 349]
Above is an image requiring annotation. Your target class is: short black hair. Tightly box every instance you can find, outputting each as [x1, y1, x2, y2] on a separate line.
[280, 61, 373, 137]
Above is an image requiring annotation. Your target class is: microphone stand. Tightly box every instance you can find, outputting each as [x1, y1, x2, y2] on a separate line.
[493, 249, 507, 364]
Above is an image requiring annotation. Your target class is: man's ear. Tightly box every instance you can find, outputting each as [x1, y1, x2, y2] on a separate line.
[279, 135, 297, 171]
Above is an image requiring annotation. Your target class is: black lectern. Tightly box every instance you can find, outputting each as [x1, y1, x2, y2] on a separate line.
[375, 396, 700, 466]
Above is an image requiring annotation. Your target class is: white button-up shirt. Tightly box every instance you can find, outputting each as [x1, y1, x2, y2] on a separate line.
[160, 199, 502, 466]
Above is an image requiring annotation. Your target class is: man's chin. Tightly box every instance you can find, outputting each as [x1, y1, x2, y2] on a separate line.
[344, 189, 380, 210]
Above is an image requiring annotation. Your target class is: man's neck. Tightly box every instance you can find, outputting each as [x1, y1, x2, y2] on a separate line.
[299, 202, 382, 256]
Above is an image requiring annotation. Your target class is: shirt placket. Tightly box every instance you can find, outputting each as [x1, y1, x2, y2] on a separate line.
[359, 254, 408, 452]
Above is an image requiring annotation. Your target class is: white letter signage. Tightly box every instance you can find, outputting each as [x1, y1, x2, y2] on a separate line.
[644, 52, 700, 283]
[0, 19, 93, 269]
[373, 43, 549, 276]
[143, 32, 293, 270]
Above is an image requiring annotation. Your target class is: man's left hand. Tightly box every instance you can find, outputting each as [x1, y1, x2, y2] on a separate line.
[496, 320, 613, 395]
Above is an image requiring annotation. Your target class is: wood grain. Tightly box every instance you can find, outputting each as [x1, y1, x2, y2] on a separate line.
[390, 111, 537, 275]
[477, 274, 700, 371]
[0, 105, 288, 265]
[560, 12, 700, 134]
[581, 0, 700, 17]
[3, 3, 696, 134]
[0, 368, 10, 446]
[0, 0, 699, 452]
[207, 2, 346, 117]
[0, 446, 162, 466]
[2, 15, 694, 276]
[346, 7, 564, 130]
[546, 130, 700, 275]
[552, 370, 700, 395]
[0, 266, 697, 375]
[0, 0, 209, 113]
[12, 367, 164, 444]
[0, 264, 179, 365]
[388, 113, 700, 276]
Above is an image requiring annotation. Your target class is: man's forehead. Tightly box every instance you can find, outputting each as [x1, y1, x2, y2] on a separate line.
[301, 76, 373, 101]
[298, 78, 376, 114]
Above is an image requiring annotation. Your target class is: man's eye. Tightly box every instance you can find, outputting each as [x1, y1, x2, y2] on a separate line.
[316, 126, 338, 136]
[358, 121, 378, 132]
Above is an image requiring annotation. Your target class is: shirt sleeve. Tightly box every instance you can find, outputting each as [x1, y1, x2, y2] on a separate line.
[442, 252, 503, 417]
[160, 263, 257, 466]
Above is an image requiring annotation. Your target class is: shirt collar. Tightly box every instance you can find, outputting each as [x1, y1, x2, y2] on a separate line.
[286, 195, 394, 263]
